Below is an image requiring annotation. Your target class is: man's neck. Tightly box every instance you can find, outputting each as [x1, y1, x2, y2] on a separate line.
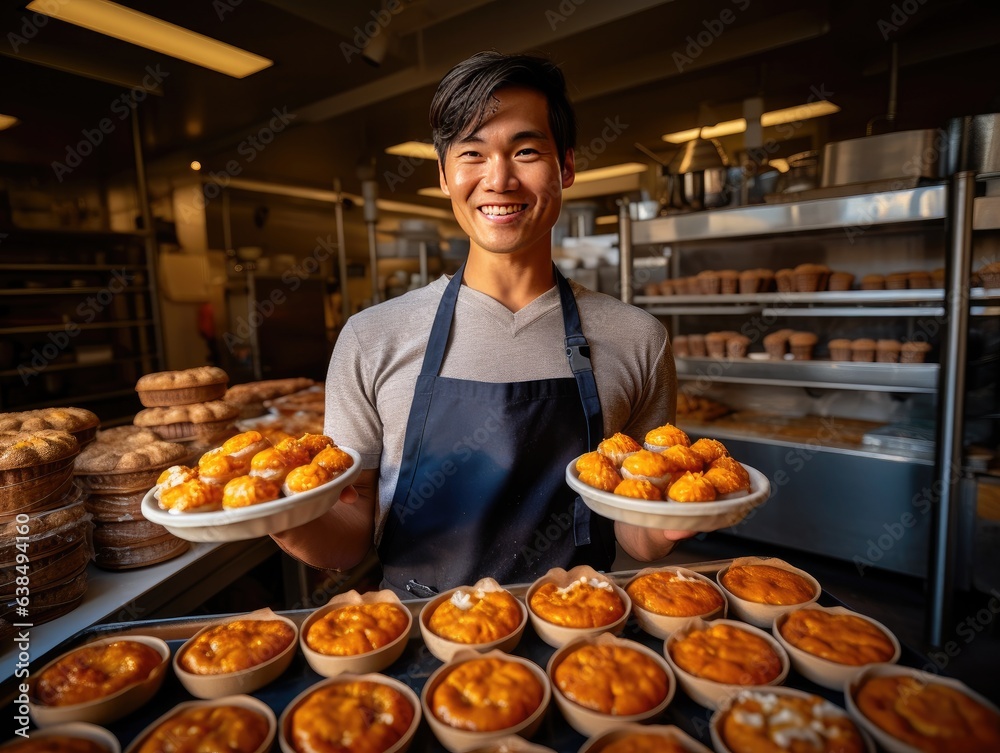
[462, 249, 555, 312]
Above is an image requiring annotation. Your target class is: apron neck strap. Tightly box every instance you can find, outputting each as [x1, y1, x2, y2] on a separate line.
[555, 265, 604, 451]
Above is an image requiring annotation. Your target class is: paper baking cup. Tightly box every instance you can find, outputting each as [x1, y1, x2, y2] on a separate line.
[578, 723, 713, 753]
[773, 605, 901, 690]
[716, 556, 821, 629]
[664, 617, 790, 710]
[459, 736, 557, 753]
[546, 632, 675, 737]
[279, 673, 420, 753]
[844, 663, 1000, 753]
[29, 635, 170, 727]
[173, 608, 298, 699]
[624, 566, 728, 639]
[525, 565, 631, 648]
[125, 694, 275, 753]
[418, 577, 527, 662]
[710, 686, 875, 753]
[421, 649, 551, 753]
[300, 589, 412, 677]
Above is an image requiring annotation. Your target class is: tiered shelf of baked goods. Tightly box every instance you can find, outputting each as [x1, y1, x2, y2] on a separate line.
[621, 174, 1000, 643]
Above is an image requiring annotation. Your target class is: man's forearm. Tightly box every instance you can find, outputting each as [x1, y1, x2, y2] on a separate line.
[270, 469, 378, 571]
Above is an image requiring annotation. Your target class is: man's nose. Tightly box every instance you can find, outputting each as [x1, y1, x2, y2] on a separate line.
[483, 157, 518, 191]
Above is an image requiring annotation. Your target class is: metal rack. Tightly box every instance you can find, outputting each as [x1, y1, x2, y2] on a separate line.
[619, 176, 993, 646]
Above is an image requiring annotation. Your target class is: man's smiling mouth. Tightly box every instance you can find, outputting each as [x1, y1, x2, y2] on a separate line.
[479, 204, 527, 217]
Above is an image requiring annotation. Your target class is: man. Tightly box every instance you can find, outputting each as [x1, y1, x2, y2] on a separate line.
[273, 51, 688, 596]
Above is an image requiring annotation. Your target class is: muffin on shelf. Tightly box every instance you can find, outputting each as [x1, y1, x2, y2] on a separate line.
[705, 332, 729, 359]
[793, 263, 831, 293]
[725, 334, 750, 359]
[687, 333, 707, 357]
[876, 339, 902, 363]
[671, 334, 690, 357]
[850, 338, 877, 363]
[828, 338, 853, 361]
[977, 260, 1000, 288]
[718, 270, 739, 295]
[900, 340, 932, 363]
[908, 270, 932, 289]
[788, 332, 818, 361]
[860, 273, 886, 290]
[828, 271, 855, 291]
[885, 271, 910, 290]
[738, 269, 761, 294]
[762, 330, 790, 360]
[931, 267, 946, 289]
[775, 268, 795, 293]
[696, 270, 721, 295]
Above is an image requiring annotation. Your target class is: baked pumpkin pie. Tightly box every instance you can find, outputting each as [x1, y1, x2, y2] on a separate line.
[178, 619, 295, 675]
[33, 639, 163, 706]
[529, 576, 625, 629]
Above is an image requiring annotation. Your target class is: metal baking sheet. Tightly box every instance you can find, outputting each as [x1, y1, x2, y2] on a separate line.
[19, 560, 932, 752]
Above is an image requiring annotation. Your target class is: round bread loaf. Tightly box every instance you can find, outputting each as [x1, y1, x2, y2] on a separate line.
[0, 408, 99, 447]
[135, 366, 229, 407]
[0, 430, 79, 483]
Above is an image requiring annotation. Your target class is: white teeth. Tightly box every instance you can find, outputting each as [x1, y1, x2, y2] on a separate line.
[481, 204, 525, 216]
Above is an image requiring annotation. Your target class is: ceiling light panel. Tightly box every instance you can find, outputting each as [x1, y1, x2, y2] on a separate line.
[26, 0, 273, 79]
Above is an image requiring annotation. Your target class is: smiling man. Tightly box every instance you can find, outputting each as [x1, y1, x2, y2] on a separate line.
[272, 51, 685, 597]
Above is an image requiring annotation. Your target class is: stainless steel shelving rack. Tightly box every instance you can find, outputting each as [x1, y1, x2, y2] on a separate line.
[620, 177, 997, 645]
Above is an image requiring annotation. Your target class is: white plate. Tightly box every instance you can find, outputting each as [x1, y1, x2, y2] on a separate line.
[141, 447, 361, 542]
[565, 458, 770, 531]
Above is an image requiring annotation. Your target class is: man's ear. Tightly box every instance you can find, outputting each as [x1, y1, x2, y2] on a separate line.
[438, 160, 450, 196]
[562, 148, 576, 189]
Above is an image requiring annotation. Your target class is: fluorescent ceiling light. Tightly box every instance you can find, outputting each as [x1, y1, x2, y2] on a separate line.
[0, 114, 19, 131]
[768, 158, 790, 173]
[25, 0, 272, 79]
[595, 215, 619, 225]
[418, 187, 448, 199]
[574, 162, 648, 183]
[375, 198, 453, 220]
[662, 101, 839, 144]
[386, 141, 438, 160]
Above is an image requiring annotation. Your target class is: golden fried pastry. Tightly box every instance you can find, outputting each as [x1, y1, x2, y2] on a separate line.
[135, 704, 270, 753]
[627, 570, 725, 617]
[297, 433, 336, 459]
[159, 477, 224, 512]
[576, 450, 614, 475]
[249, 447, 300, 483]
[579, 463, 622, 492]
[428, 587, 522, 644]
[669, 623, 782, 685]
[721, 690, 866, 753]
[311, 446, 354, 475]
[222, 475, 282, 509]
[554, 643, 667, 715]
[282, 463, 335, 495]
[432, 657, 543, 732]
[855, 674, 1000, 753]
[292, 680, 414, 753]
[179, 619, 294, 675]
[689, 437, 729, 464]
[34, 640, 163, 706]
[154, 464, 198, 499]
[704, 465, 750, 495]
[722, 564, 816, 606]
[661, 444, 704, 473]
[198, 448, 251, 485]
[780, 609, 896, 665]
[597, 432, 642, 466]
[602, 734, 686, 753]
[4, 737, 110, 753]
[305, 603, 410, 656]
[666, 471, 717, 502]
[529, 576, 625, 628]
[643, 423, 691, 451]
[220, 430, 271, 461]
[613, 478, 663, 500]
[710, 456, 750, 487]
[620, 449, 673, 489]
[272, 436, 312, 468]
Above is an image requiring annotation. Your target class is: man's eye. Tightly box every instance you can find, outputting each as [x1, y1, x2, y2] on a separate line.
[516, 148, 539, 156]
[459, 150, 481, 158]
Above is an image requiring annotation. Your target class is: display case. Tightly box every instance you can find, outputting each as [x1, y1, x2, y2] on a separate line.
[620, 180, 999, 601]
[0, 227, 164, 424]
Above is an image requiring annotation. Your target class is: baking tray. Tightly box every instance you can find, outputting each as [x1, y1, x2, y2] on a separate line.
[19, 559, 932, 752]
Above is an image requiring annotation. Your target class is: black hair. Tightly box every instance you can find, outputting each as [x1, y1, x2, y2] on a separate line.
[429, 50, 576, 167]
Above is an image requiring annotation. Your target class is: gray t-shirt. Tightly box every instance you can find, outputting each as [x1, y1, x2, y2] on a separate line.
[324, 274, 676, 540]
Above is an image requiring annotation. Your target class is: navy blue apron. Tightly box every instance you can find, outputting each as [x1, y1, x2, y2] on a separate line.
[377, 264, 615, 597]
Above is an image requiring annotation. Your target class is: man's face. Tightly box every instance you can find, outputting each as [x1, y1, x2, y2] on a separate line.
[438, 86, 575, 259]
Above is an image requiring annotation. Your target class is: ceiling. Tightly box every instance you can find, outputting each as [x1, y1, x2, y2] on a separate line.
[1, 0, 999, 215]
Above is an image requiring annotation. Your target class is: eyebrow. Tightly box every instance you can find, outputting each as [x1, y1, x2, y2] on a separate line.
[457, 129, 550, 145]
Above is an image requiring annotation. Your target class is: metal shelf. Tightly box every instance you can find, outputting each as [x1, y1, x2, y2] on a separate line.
[636, 289, 947, 306]
[0, 319, 154, 335]
[0, 286, 149, 295]
[632, 184, 947, 244]
[0, 263, 148, 272]
[0, 354, 157, 378]
[11, 388, 140, 411]
[0, 226, 146, 242]
[675, 356, 939, 393]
